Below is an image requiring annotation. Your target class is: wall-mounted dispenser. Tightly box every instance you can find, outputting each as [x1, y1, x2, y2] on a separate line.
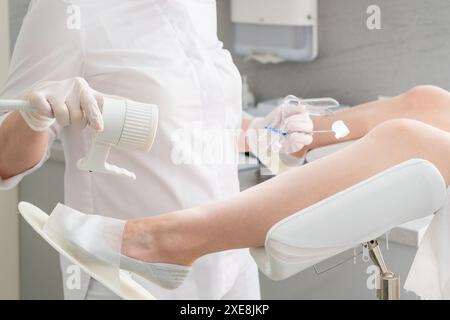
[231, 0, 318, 63]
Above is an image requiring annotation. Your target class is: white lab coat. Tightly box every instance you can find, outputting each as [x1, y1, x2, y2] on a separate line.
[0, 0, 259, 300]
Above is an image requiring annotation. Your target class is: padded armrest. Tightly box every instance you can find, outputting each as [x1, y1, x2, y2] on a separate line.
[250, 159, 447, 281]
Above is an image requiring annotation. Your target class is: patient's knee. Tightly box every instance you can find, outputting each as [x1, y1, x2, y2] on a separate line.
[367, 119, 438, 151]
[368, 119, 450, 183]
[368, 119, 425, 143]
[403, 85, 450, 114]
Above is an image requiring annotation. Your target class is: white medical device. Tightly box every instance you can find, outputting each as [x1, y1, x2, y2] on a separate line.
[77, 97, 158, 180]
[231, 0, 318, 62]
[0, 97, 159, 180]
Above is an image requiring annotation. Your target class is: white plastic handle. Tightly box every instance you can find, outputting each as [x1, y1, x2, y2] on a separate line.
[0, 99, 33, 112]
[77, 142, 137, 180]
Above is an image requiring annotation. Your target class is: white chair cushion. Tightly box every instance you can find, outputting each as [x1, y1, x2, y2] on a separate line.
[251, 159, 447, 280]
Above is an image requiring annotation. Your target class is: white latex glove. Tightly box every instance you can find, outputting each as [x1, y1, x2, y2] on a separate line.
[247, 102, 313, 155]
[21, 77, 104, 132]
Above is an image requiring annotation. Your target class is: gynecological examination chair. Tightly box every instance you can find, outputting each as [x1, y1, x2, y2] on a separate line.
[18, 145, 448, 300]
[251, 153, 447, 300]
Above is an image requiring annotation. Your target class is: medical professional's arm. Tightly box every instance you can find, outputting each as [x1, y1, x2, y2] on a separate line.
[0, 77, 103, 180]
[0, 77, 104, 179]
[0, 112, 48, 179]
[0, 0, 101, 183]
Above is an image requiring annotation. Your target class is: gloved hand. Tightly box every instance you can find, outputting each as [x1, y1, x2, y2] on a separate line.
[247, 98, 314, 155]
[21, 77, 104, 132]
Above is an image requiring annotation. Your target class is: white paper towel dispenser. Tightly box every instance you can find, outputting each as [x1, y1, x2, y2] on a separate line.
[231, 0, 318, 63]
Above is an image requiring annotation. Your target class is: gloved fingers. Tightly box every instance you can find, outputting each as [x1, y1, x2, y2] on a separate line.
[48, 96, 70, 127]
[280, 102, 308, 120]
[257, 100, 310, 129]
[248, 117, 267, 132]
[25, 78, 104, 131]
[80, 86, 104, 131]
[27, 92, 54, 118]
[281, 132, 313, 154]
[65, 98, 86, 129]
[259, 108, 281, 129]
[262, 100, 306, 127]
[92, 90, 105, 113]
[284, 114, 314, 133]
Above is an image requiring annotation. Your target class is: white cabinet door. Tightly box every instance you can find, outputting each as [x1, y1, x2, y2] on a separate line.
[0, 0, 20, 300]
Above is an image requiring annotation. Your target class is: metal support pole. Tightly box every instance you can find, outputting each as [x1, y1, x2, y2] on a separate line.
[367, 240, 400, 300]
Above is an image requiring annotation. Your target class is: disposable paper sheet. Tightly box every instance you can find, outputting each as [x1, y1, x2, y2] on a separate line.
[43, 204, 126, 292]
[405, 187, 450, 300]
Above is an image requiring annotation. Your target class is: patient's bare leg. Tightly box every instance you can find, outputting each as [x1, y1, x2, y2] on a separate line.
[123, 119, 450, 266]
[296, 85, 450, 155]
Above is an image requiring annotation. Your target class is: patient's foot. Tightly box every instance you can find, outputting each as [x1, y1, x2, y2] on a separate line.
[121, 211, 198, 267]
[121, 212, 201, 289]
